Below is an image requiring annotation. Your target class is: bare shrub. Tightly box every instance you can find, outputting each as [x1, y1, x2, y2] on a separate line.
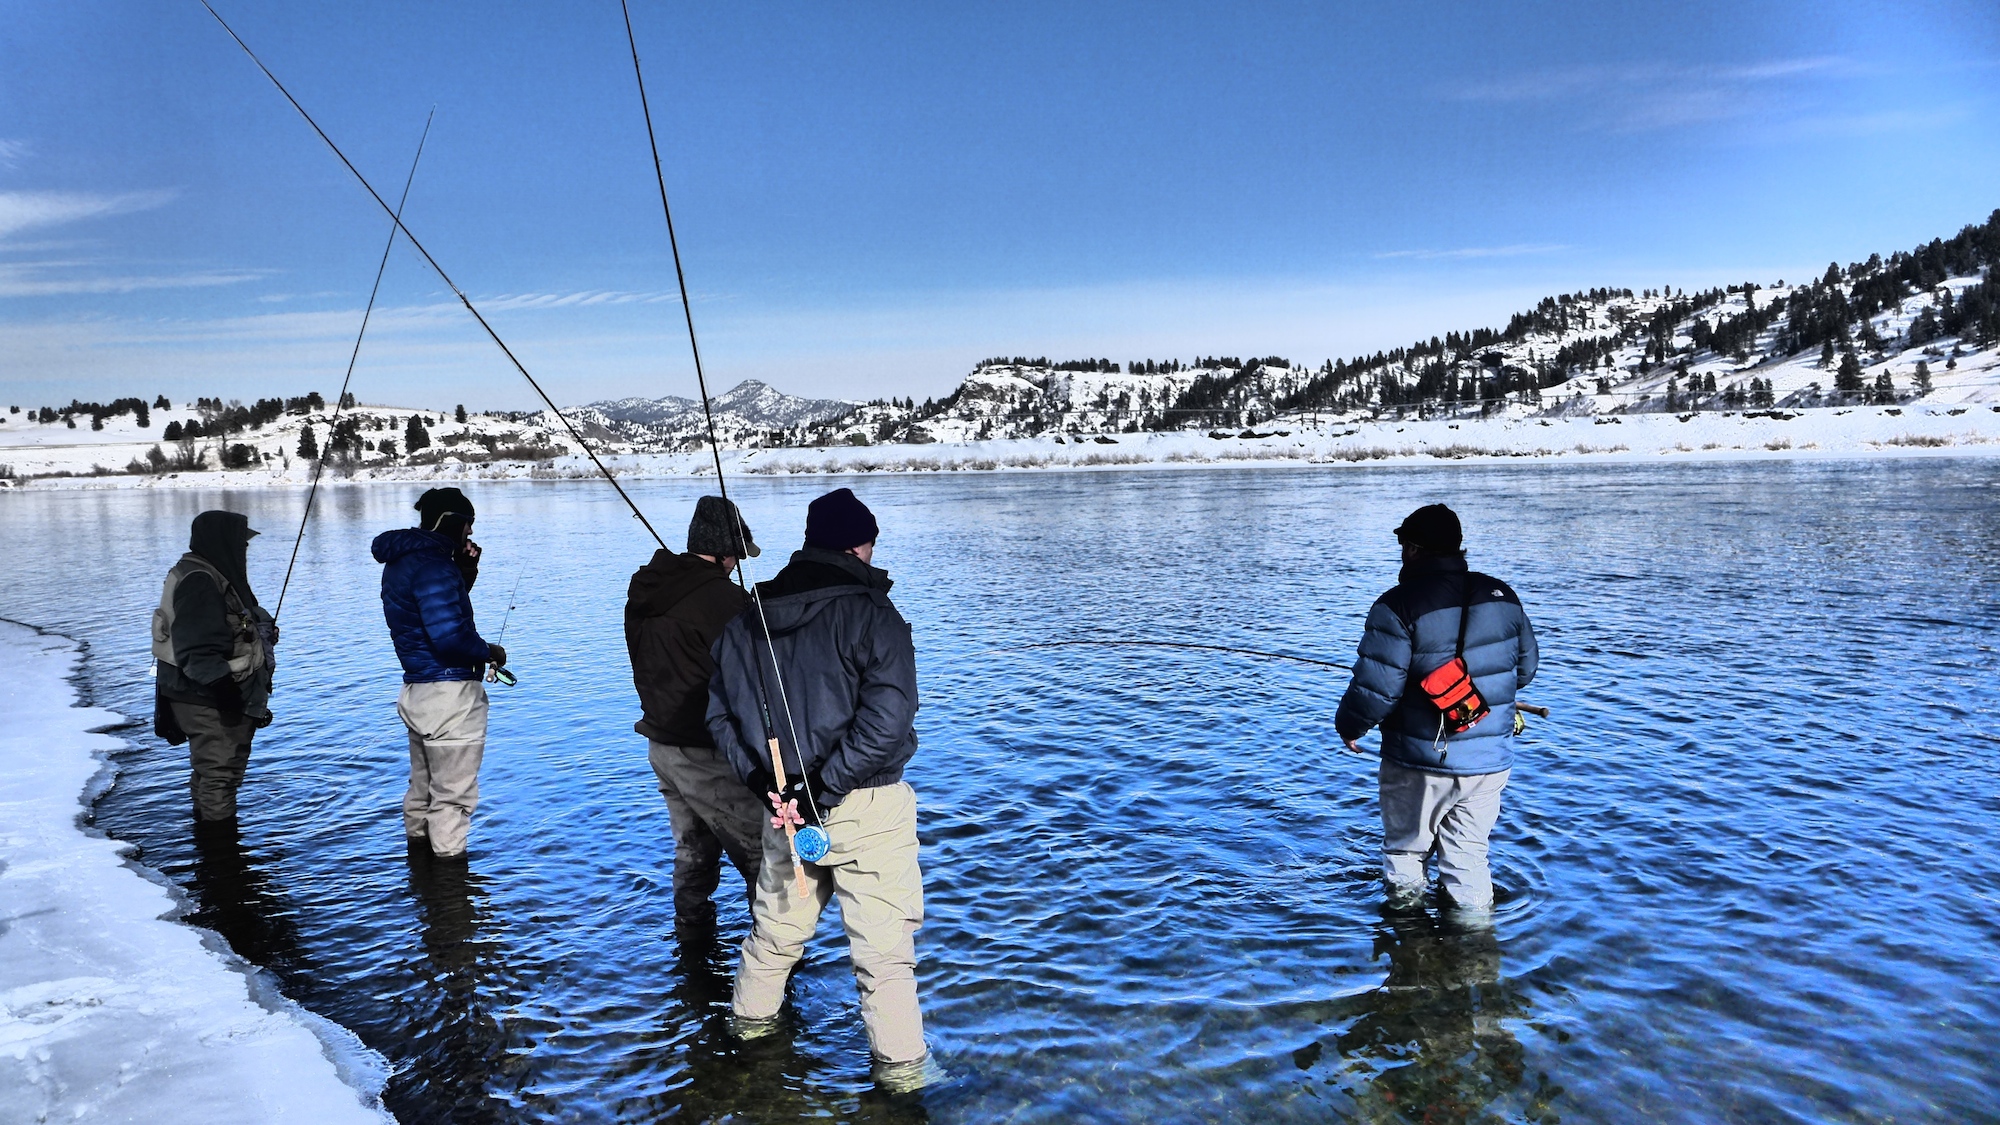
[1881, 433, 1950, 447]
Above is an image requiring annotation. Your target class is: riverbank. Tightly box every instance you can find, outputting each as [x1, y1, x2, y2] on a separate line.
[4, 401, 1998, 489]
[0, 620, 390, 1124]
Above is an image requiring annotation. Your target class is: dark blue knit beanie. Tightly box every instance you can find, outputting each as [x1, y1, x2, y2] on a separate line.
[804, 488, 878, 550]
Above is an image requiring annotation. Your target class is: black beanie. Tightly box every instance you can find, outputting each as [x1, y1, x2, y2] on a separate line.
[1394, 503, 1463, 553]
[414, 487, 475, 531]
[804, 488, 878, 551]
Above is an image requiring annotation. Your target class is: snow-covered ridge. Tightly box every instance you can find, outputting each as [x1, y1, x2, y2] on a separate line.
[0, 620, 391, 1123]
[544, 380, 857, 449]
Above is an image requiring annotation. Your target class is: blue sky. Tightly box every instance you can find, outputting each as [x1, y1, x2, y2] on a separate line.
[3, 0, 1997, 411]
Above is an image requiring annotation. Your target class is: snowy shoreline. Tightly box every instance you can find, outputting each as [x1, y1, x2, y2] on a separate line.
[0, 620, 392, 1124]
[4, 401, 1999, 490]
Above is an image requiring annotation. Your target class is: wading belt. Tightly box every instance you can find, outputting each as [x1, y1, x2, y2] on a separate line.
[1417, 576, 1491, 756]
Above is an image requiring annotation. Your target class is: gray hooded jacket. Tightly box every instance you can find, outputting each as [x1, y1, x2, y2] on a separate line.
[706, 548, 918, 803]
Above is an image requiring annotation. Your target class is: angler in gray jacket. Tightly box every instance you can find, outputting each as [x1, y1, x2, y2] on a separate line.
[1335, 504, 1538, 912]
[153, 510, 278, 823]
[707, 487, 931, 1085]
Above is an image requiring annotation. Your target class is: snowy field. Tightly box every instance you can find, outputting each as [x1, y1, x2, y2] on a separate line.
[2, 400, 1997, 490]
[0, 620, 391, 1124]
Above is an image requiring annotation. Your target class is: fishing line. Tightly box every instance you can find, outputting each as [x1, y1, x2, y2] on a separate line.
[984, 640, 1351, 671]
[485, 567, 525, 687]
[620, 0, 826, 876]
[198, 0, 669, 552]
[273, 109, 433, 623]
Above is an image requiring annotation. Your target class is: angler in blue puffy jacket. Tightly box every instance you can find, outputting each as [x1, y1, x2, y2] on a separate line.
[1335, 504, 1538, 913]
[371, 487, 503, 859]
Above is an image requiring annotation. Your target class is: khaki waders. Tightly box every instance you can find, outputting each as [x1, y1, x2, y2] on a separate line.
[733, 781, 926, 1064]
[399, 680, 488, 858]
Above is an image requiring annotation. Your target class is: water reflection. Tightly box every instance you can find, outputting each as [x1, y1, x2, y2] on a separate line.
[394, 851, 518, 1123]
[186, 817, 308, 977]
[1297, 912, 1560, 1123]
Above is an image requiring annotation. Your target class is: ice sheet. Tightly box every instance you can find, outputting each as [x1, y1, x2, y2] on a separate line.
[0, 619, 392, 1125]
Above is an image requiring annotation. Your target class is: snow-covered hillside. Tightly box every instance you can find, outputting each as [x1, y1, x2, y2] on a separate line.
[795, 210, 2000, 445]
[548, 380, 856, 450]
[5, 211, 1993, 483]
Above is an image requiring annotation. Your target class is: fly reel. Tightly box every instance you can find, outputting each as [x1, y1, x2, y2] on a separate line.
[794, 825, 831, 864]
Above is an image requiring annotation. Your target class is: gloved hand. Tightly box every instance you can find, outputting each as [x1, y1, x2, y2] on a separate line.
[778, 777, 823, 826]
[211, 677, 245, 715]
[488, 643, 508, 668]
[776, 768, 840, 824]
[745, 768, 775, 806]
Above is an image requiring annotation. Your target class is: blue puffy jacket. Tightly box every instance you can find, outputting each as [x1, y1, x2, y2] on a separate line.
[372, 528, 491, 684]
[1334, 554, 1538, 776]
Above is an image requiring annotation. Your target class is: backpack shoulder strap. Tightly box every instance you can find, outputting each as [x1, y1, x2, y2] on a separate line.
[1454, 573, 1476, 659]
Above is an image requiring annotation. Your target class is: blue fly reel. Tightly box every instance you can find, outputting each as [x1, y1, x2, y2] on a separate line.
[794, 824, 831, 864]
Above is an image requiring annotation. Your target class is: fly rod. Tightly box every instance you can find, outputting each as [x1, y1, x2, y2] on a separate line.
[621, 0, 822, 893]
[273, 109, 433, 623]
[198, 0, 669, 552]
[485, 567, 525, 687]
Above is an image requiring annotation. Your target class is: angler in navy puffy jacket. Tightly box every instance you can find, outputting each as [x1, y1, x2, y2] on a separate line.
[372, 487, 502, 859]
[1335, 504, 1538, 912]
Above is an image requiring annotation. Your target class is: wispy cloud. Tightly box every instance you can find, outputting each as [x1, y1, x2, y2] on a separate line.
[0, 260, 264, 298]
[482, 288, 686, 311]
[0, 190, 176, 241]
[0, 140, 28, 170]
[1375, 244, 1569, 261]
[1445, 56, 1859, 133]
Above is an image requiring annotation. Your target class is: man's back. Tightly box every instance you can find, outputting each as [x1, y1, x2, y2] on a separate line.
[625, 548, 745, 747]
[707, 547, 918, 798]
[1336, 553, 1538, 775]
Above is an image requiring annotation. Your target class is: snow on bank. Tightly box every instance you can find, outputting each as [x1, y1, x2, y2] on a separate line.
[0, 620, 391, 1124]
[7, 401, 2000, 491]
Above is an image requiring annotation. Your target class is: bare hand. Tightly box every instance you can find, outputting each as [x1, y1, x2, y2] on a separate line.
[1343, 737, 1365, 754]
[463, 538, 482, 560]
[767, 793, 806, 831]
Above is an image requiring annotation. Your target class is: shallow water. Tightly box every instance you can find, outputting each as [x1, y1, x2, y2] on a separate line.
[4, 461, 1998, 1123]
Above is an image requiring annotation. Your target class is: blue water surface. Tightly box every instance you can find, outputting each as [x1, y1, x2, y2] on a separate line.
[2, 460, 1996, 1123]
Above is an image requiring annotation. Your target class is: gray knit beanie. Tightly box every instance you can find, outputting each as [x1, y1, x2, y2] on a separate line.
[686, 495, 760, 558]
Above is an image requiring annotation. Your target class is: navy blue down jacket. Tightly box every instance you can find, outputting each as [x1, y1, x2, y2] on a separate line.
[371, 528, 491, 684]
[707, 548, 918, 805]
[1334, 553, 1538, 776]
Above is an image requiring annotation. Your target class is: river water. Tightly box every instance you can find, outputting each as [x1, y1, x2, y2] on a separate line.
[3, 461, 1996, 1123]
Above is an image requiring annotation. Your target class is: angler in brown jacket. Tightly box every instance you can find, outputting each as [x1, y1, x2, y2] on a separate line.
[625, 496, 767, 925]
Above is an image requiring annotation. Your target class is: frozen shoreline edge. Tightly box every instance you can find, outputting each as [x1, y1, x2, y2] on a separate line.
[5, 403, 1999, 490]
[0, 618, 394, 1124]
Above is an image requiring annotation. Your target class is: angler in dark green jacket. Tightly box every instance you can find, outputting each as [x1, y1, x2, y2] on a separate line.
[153, 510, 277, 823]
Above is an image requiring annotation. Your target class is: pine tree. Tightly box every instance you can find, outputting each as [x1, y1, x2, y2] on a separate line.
[455, 404, 468, 423]
[405, 413, 431, 453]
[1819, 339, 1836, 368]
[1835, 351, 1864, 395]
[297, 425, 319, 460]
[1871, 369, 1895, 404]
[164, 420, 184, 441]
[1914, 360, 1932, 396]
